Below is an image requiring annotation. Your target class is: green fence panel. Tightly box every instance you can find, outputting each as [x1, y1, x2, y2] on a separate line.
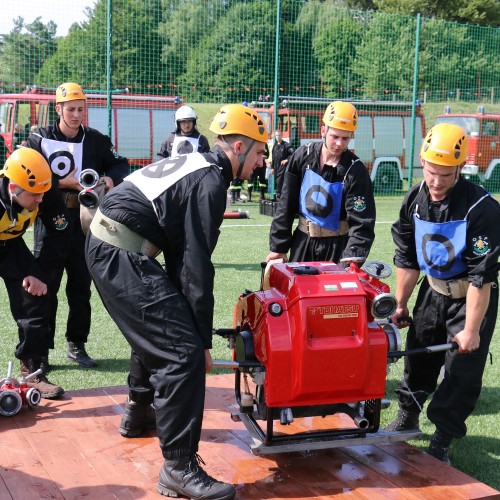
[1, 0, 499, 191]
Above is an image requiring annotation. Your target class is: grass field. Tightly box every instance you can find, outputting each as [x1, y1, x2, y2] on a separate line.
[0, 195, 499, 491]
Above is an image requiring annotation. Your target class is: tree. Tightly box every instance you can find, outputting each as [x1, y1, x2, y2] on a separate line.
[157, 0, 226, 93]
[295, 3, 366, 98]
[418, 18, 500, 101]
[308, 0, 378, 9]
[0, 17, 57, 88]
[373, 0, 500, 27]
[177, 1, 277, 102]
[353, 11, 416, 99]
[37, 0, 166, 93]
[109, 0, 166, 92]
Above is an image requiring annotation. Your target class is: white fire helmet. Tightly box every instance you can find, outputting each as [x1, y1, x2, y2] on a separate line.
[175, 105, 197, 123]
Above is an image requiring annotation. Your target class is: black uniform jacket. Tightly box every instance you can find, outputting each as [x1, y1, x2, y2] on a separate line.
[27, 121, 129, 187]
[392, 178, 500, 286]
[271, 140, 294, 171]
[158, 131, 210, 159]
[270, 141, 376, 259]
[0, 179, 69, 281]
[98, 146, 233, 349]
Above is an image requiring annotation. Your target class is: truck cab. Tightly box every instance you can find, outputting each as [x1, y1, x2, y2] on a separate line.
[252, 97, 426, 193]
[0, 87, 181, 170]
[436, 106, 500, 192]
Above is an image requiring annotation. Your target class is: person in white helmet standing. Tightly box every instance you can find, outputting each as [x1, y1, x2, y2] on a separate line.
[158, 105, 210, 158]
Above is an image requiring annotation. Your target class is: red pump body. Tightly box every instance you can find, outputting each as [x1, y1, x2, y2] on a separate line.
[233, 262, 391, 408]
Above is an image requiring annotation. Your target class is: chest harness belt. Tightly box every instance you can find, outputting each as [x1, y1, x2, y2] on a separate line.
[89, 208, 160, 258]
[413, 182, 490, 299]
[297, 150, 356, 238]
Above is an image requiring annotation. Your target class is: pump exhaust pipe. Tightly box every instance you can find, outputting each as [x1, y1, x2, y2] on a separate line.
[353, 415, 370, 430]
[342, 404, 370, 430]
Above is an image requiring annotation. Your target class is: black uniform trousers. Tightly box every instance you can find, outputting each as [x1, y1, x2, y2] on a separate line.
[274, 166, 286, 199]
[34, 206, 92, 346]
[85, 235, 206, 459]
[1, 240, 52, 360]
[395, 278, 498, 438]
[3, 275, 52, 360]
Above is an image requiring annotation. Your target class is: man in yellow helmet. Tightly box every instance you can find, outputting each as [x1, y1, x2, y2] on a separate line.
[266, 101, 376, 264]
[26, 82, 129, 370]
[85, 104, 267, 500]
[386, 123, 499, 465]
[0, 148, 68, 399]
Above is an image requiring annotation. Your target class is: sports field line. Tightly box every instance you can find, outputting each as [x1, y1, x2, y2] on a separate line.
[221, 220, 395, 228]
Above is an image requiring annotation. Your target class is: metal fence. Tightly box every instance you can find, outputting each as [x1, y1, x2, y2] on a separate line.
[1, 0, 499, 191]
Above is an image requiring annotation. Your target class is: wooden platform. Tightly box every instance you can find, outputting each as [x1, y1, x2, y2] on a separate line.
[0, 374, 498, 500]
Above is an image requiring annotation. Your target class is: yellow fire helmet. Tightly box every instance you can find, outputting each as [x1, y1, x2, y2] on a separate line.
[421, 123, 468, 166]
[323, 101, 358, 132]
[56, 82, 86, 103]
[0, 148, 52, 193]
[209, 104, 268, 143]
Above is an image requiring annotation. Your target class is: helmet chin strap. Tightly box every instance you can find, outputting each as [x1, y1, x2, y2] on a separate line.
[10, 187, 24, 207]
[322, 125, 329, 150]
[221, 137, 256, 179]
[7, 181, 23, 198]
[452, 166, 461, 187]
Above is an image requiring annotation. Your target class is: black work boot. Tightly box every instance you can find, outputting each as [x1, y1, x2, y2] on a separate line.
[428, 429, 452, 465]
[67, 341, 97, 368]
[39, 354, 50, 375]
[384, 408, 420, 431]
[118, 398, 156, 438]
[20, 359, 64, 399]
[157, 454, 235, 499]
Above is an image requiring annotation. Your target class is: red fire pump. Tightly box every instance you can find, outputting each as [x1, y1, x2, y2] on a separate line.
[214, 258, 455, 455]
[0, 361, 43, 417]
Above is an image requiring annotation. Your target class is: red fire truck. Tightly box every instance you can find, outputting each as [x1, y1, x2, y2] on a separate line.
[435, 106, 500, 192]
[0, 88, 181, 169]
[251, 97, 426, 193]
